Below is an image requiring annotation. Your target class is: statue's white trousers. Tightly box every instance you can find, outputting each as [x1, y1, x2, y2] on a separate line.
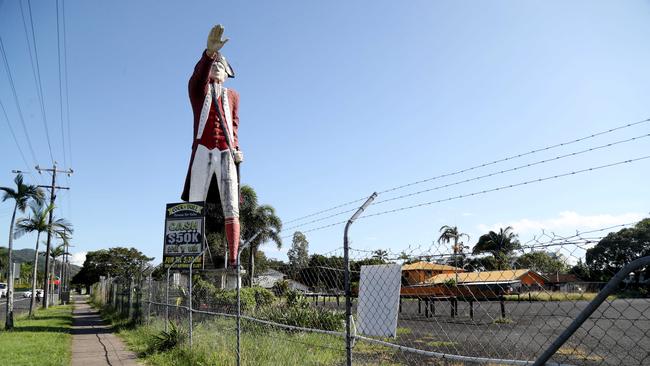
[188, 144, 239, 218]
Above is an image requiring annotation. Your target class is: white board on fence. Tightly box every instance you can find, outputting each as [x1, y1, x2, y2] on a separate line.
[356, 263, 401, 338]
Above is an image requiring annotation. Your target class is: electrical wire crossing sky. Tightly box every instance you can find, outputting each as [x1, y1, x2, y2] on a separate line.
[0, 0, 649, 264]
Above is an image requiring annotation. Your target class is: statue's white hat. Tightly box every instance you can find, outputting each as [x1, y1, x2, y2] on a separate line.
[217, 55, 235, 78]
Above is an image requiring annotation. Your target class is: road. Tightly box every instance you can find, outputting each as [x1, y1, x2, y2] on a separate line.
[0, 292, 60, 324]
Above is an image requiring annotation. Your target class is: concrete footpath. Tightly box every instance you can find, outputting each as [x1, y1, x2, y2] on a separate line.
[71, 295, 139, 366]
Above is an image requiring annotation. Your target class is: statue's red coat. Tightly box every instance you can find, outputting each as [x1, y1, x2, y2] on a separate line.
[181, 51, 240, 201]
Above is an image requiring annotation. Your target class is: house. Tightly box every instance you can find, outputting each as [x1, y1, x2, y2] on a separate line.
[543, 273, 585, 292]
[253, 269, 311, 293]
[254, 268, 285, 288]
[401, 261, 464, 286]
[425, 269, 546, 289]
[401, 269, 547, 299]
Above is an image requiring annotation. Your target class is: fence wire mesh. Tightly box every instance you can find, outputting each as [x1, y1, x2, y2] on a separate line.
[91, 223, 650, 365]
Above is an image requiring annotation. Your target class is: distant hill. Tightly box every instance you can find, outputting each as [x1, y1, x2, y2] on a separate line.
[1, 247, 81, 277]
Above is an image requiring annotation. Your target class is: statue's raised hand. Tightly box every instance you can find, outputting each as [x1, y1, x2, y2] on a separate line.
[207, 25, 228, 56]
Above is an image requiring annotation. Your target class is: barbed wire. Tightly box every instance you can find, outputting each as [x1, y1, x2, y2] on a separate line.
[283, 117, 650, 225]
[346, 222, 637, 262]
[287, 156, 649, 238]
[283, 133, 650, 232]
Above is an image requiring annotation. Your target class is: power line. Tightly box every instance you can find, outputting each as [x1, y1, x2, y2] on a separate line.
[0, 36, 40, 169]
[26, 0, 55, 164]
[62, 0, 72, 166]
[284, 117, 650, 225]
[0, 98, 31, 170]
[363, 155, 650, 219]
[283, 133, 650, 232]
[61, 0, 74, 221]
[56, 0, 68, 168]
[287, 155, 650, 237]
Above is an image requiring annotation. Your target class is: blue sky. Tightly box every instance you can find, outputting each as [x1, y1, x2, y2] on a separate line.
[1, 0, 649, 266]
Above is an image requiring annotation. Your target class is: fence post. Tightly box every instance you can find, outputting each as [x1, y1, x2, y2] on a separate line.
[146, 275, 152, 324]
[499, 296, 506, 319]
[128, 277, 134, 320]
[166, 257, 181, 332]
[533, 255, 650, 366]
[188, 250, 205, 348]
[344, 192, 377, 366]
[112, 279, 117, 309]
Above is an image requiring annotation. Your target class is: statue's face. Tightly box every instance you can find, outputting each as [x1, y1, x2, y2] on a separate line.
[210, 61, 227, 84]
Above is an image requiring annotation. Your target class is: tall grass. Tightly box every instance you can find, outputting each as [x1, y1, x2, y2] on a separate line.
[117, 317, 346, 365]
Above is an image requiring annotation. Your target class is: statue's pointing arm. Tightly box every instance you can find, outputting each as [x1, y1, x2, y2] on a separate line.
[189, 25, 229, 98]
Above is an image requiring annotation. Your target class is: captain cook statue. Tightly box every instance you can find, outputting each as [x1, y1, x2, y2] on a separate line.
[181, 25, 243, 268]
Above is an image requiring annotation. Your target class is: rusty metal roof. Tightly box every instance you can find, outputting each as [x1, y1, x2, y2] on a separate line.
[401, 261, 464, 271]
[424, 269, 543, 285]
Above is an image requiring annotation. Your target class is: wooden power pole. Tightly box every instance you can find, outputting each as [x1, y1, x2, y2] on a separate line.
[36, 162, 72, 308]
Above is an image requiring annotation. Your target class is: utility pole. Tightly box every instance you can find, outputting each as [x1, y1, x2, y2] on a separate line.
[36, 162, 72, 308]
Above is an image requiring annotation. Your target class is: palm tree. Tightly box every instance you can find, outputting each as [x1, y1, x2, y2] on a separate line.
[55, 230, 72, 298]
[49, 244, 65, 304]
[14, 202, 72, 317]
[372, 249, 389, 262]
[239, 186, 282, 286]
[472, 226, 521, 270]
[437, 225, 470, 282]
[1, 174, 43, 329]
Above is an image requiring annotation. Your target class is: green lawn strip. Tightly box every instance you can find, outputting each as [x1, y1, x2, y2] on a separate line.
[0, 305, 73, 366]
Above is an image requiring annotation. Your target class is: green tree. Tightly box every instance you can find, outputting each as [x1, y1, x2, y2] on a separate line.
[466, 256, 499, 272]
[239, 185, 282, 286]
[586, 218, 650, 283]
[569, 259, 591, 281]
[397, 251, 416, 264]
[72, 247, 153, 292]
[472, 226, 521, 270]
[55, 230, 73, 296]
[1, 174, 44, 328]
[14, 202, 72, 317]
[19, 262, 36, 288]
[514, 251, 568, 274]
[438, 225, 470, 271]
[49, 244, 65, 300]
[371, 249, 389, 262]
[287, 231, 309, 272]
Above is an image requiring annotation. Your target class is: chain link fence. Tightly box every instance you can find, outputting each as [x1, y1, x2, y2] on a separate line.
[91, 224, 650, 365]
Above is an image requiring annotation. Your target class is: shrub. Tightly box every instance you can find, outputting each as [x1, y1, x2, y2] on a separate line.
[272, 279, 289, 296]
[257, 305, 344, 331]
[250, 287, 275, 308]
[286, 290, 310, 308]
[192, 279, 274, 311]
[443, 278, 457, 287]
[150, 321, 186, 352]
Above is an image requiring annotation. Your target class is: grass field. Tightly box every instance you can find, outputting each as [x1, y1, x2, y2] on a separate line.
[0, 305, 73, 366]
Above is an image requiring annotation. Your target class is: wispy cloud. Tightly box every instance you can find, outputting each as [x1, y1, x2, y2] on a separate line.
[477, 211, 644, 235]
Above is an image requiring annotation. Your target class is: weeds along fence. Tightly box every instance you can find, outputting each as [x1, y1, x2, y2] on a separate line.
[91, 231, 650, 366]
